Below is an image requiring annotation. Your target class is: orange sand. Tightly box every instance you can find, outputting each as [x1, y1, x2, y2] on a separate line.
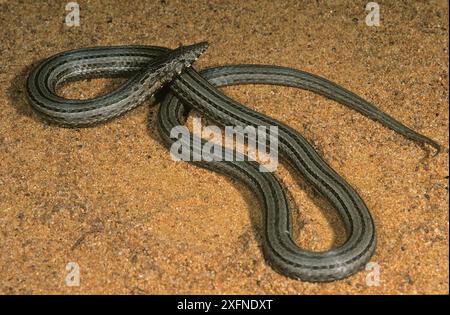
[0, 0, 448, 294]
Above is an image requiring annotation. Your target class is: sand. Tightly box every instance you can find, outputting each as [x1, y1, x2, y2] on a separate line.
[0, 0, 448, 294]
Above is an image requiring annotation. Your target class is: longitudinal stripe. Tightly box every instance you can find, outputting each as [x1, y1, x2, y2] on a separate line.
[26, 44, 440, 281]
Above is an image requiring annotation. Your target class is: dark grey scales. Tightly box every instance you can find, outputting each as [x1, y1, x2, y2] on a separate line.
[26, 42, 441, 282]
